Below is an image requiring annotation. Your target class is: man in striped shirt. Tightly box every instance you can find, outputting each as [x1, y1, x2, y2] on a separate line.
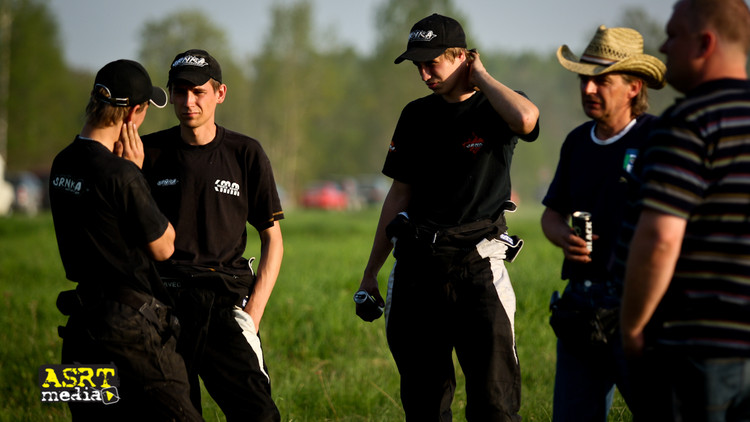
[621, 0, 750, 420]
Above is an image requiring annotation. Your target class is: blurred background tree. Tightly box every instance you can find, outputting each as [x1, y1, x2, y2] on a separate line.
[3, 0, 82, 172]
[1, 0, 680, 208]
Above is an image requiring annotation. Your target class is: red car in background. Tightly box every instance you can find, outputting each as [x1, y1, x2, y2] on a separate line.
[300, 181, 349, 210]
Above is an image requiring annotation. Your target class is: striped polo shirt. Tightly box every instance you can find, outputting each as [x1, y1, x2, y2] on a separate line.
[639, 78, 750, 357]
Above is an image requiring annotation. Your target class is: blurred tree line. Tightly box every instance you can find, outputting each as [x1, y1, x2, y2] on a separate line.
[2, 0, 682, 205]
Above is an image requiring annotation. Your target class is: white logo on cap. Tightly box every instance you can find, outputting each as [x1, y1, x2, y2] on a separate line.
[409, 30, 438, 42]
[172, 55, 208, 68]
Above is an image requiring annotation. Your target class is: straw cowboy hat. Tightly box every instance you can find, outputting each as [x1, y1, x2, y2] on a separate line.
[557, 25, 666, 89]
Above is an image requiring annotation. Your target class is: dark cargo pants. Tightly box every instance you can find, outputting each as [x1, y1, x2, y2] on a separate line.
[386, 235, 522, 422]
[60, 293, 203, 422]
[167, 285, 280, 422]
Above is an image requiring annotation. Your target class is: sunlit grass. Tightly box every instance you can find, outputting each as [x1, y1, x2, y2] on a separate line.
[0, 208, 631, 421]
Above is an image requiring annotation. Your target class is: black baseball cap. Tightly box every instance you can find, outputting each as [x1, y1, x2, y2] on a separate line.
[394, 14, 467, 64]
[93, 59, 167, 108]
[168, 49, 223, 86]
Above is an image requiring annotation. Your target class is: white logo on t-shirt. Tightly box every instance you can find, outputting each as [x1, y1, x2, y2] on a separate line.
[215, 179, 240, 197]
[51, 176, 83, 194]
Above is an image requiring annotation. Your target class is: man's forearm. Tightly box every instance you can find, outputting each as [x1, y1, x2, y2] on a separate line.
[245, 221, 283, 330]
[621, 210, 686, 343]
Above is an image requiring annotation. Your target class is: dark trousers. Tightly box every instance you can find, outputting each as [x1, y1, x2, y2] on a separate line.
[630, 351, 750, 422]
[551, 281, 631, 422]
[61, 297, 203, 421]
[553, 335, 630, 422]
[386, 236, 521, 422]
[168, 286, 280, 422]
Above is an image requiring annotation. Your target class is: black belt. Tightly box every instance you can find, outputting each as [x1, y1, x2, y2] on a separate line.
[56, 286, 171, 339]
[160, 276, 250, 309]
[57, 285, 154, 315]
[568, 278, 622, 296]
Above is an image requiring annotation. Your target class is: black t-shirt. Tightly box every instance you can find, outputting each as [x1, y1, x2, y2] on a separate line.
[383, 91, 538, 227]
[542, 114, 658, 282]
[142, 125, 283, 275]
[49, 137, 169, 295]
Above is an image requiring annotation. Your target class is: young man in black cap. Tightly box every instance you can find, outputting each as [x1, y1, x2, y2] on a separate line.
[357, 14, 539, 422]
[141, 49, 284, 421]
[49, 59, 203, 421]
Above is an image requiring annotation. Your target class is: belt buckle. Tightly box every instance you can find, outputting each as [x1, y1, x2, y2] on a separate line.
[415, 227, 438, 244]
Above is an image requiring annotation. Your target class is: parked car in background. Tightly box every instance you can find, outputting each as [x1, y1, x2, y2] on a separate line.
[356, 175, 389, 206]
[300, 181, 348, 211]
[8, 171, 43, 215]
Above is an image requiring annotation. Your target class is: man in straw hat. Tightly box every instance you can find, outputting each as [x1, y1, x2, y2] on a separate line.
[541, 24, 665, 421]
[48, 59, 203, 420]
[621, 0, 750, 420]
[356, 13, 539, 422]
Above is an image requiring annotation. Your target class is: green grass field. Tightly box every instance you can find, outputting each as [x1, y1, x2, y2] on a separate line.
[0, 207, 631, 421]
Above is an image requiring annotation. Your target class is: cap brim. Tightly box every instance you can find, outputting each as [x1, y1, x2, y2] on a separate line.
[556, 45, 666, 89]
[168, 69, 212, 87]
[394, 47, 447, 64]
[150, 87, 168, 108]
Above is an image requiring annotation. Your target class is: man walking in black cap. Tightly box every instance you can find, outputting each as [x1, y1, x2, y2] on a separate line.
[142, 49, 284, 421]
[357, 14, 539, 422]
[49, 59, 202, 421]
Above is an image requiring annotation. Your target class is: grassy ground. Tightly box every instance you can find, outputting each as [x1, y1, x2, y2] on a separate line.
[0, 207, 631, 421]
